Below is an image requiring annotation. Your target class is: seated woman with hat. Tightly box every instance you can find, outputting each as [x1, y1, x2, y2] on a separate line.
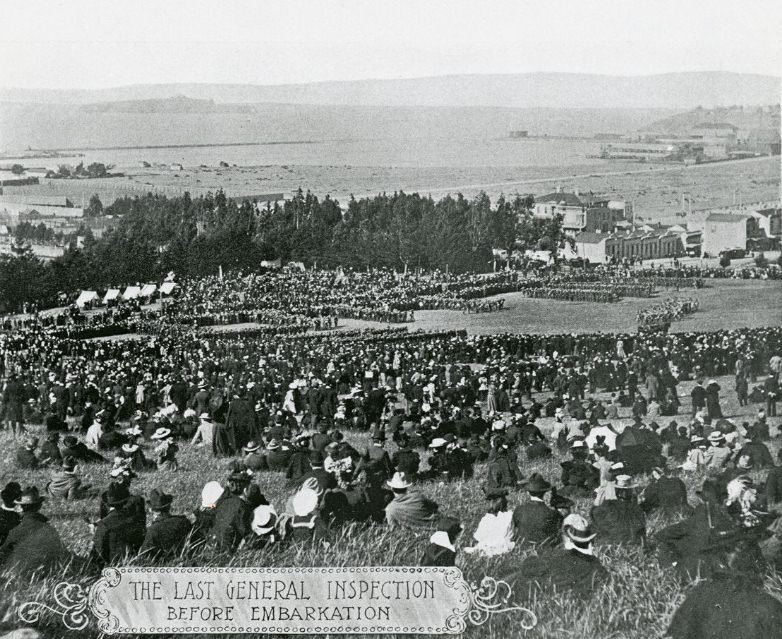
[590, 474, 647, 546]
[248, 504, 279, 548]
[151, 427, 179, 471]
[421, 515, 462, 566]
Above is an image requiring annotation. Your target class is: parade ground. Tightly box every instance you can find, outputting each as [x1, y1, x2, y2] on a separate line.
[340, 278, 782, 335]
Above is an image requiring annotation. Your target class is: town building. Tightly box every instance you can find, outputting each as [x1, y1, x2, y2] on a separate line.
[574, 226, 685, 263]
[534, 190, 629, 235]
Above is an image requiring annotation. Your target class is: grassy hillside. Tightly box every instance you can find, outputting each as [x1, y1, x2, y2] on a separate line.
[642, 105, 781, 136]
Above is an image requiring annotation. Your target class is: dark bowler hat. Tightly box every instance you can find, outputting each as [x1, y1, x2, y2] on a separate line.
[147, 489, 174, 511]
[106, 483, 130, 506]
[15, 486, 46, 506]
[524, 472, 552, 493]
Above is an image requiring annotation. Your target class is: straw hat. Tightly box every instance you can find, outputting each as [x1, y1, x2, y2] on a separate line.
[563, 514, 596, 543]
[429, 438, 447, 449]
[251, 504, 278, 535]
[387, 472, 412, 490]
[292, 488, 319, 517]
[151, 427, 172, 440]
[615, 475, 638, 490]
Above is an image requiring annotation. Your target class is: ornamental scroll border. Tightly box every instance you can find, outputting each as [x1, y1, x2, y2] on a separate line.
[19, 566, 537, 635]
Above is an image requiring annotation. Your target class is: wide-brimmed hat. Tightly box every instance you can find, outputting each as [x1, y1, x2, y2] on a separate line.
[563, 513, 596, 543]
[708, 431, 725, 442]
[106, 483, 130, 506]
[15, 486, 45, 506]
[147, 489, 174, 511]
[251, 504, 278, 535]
[570, 439, 587, 450]
[244, 441, 261, 453]
[201, 481, 224, 509]
[525, 472, 552, 493]
[266, 439, 281, 450]
[292, 488, 319, 517]
[429, 438, 447, 449]
[150, 427, 172, 440]
[199, 412, 212, 420]
[121, 442, 140, 454]
[615, 475, 638, 490]
[387, 472, 412, 490]
[125, 427, 142, 437]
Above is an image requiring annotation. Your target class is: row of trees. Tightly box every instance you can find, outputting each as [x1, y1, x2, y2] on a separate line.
[0, 188, 565, 312]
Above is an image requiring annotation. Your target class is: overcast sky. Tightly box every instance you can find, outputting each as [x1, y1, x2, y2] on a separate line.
[2, 0, 780, 89]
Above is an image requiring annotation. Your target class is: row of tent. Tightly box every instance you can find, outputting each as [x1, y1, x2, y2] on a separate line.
[75, 282, 178, 308]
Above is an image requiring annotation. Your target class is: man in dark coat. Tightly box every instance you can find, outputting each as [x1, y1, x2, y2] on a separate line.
[0, 482, 22, 545]
[62, 435, 106, 464]
[15, 436, 41, 469]
[668, 542, 782, 639]
[391, 435, 421, 477]
[3, 373, 26, 437]
[0, 486, 67, 571]
[690, 379, 707, 415]
[98, 467, 146, 527]
[297, 450, 337, 493]
[139, 490, 193, 560]
[512, 473, 563, 546]
[226, 392, 255, 450]
[242, 441, 267, 472]
[210, 472, 254, 551]
[739, 430, 774, 468]
[91, 483, 146, 566]
[641, 464, 690, 515]
[559, 440, 599, 497]
[265, 439, 291, 471]
[485, 437, 524, 491]
[705, 379, 723, 419]
[506, 514, 608, 600]
[39, 432, 63, 465]
[590, 475, 646, 546]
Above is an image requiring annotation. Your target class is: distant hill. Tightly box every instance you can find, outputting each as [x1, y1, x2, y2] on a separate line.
[642, 105, 781, 135]
[1, 71, 779, 109]
[80, 95, 252, 114]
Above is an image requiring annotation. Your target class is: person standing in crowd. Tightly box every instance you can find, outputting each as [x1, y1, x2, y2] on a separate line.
[3, 373, 27, 438]
[705, 379, 723, 420]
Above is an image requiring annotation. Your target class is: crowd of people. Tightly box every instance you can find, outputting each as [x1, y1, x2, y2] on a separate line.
[0, 266, 781, 637]
[637, 297, 700, 328]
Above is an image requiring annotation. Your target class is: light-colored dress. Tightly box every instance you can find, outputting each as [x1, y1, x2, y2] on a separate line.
[464, 510, 515, 557]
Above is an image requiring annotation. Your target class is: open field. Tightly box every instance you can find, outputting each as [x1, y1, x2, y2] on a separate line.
[339, 278, 782, 335]
[2, 153, 778, 222]
[2, 371, 781, 639]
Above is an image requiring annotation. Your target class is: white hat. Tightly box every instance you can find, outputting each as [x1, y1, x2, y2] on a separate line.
[429, 438, 447, 449]
[125, 427, 142, 437]
[201, 481, 225, 509]
[199, 412, 212, 420]
[121, 443, 139, 454]
[292, 488, 319, 517]
[151, 427, 172, 440]
[707, 431, 725, 442]
[251, 504, 278, 535]
[570, 439, 587, 449]
[615, 475, 638, 489]
[387, 472, 412, 490]
[563, 513, 596, 542]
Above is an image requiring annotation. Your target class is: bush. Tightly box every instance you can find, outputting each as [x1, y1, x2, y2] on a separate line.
[755, 252, 768, 268]
[719, 255, 731, 268]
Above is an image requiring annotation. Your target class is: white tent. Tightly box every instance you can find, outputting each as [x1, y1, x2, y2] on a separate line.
[139, 283, 157, 298]
[75, 290, 98, 308]
[159, 282, 178, 295]
[122, 286, 141, 300]
[103, 288, 120, 303]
